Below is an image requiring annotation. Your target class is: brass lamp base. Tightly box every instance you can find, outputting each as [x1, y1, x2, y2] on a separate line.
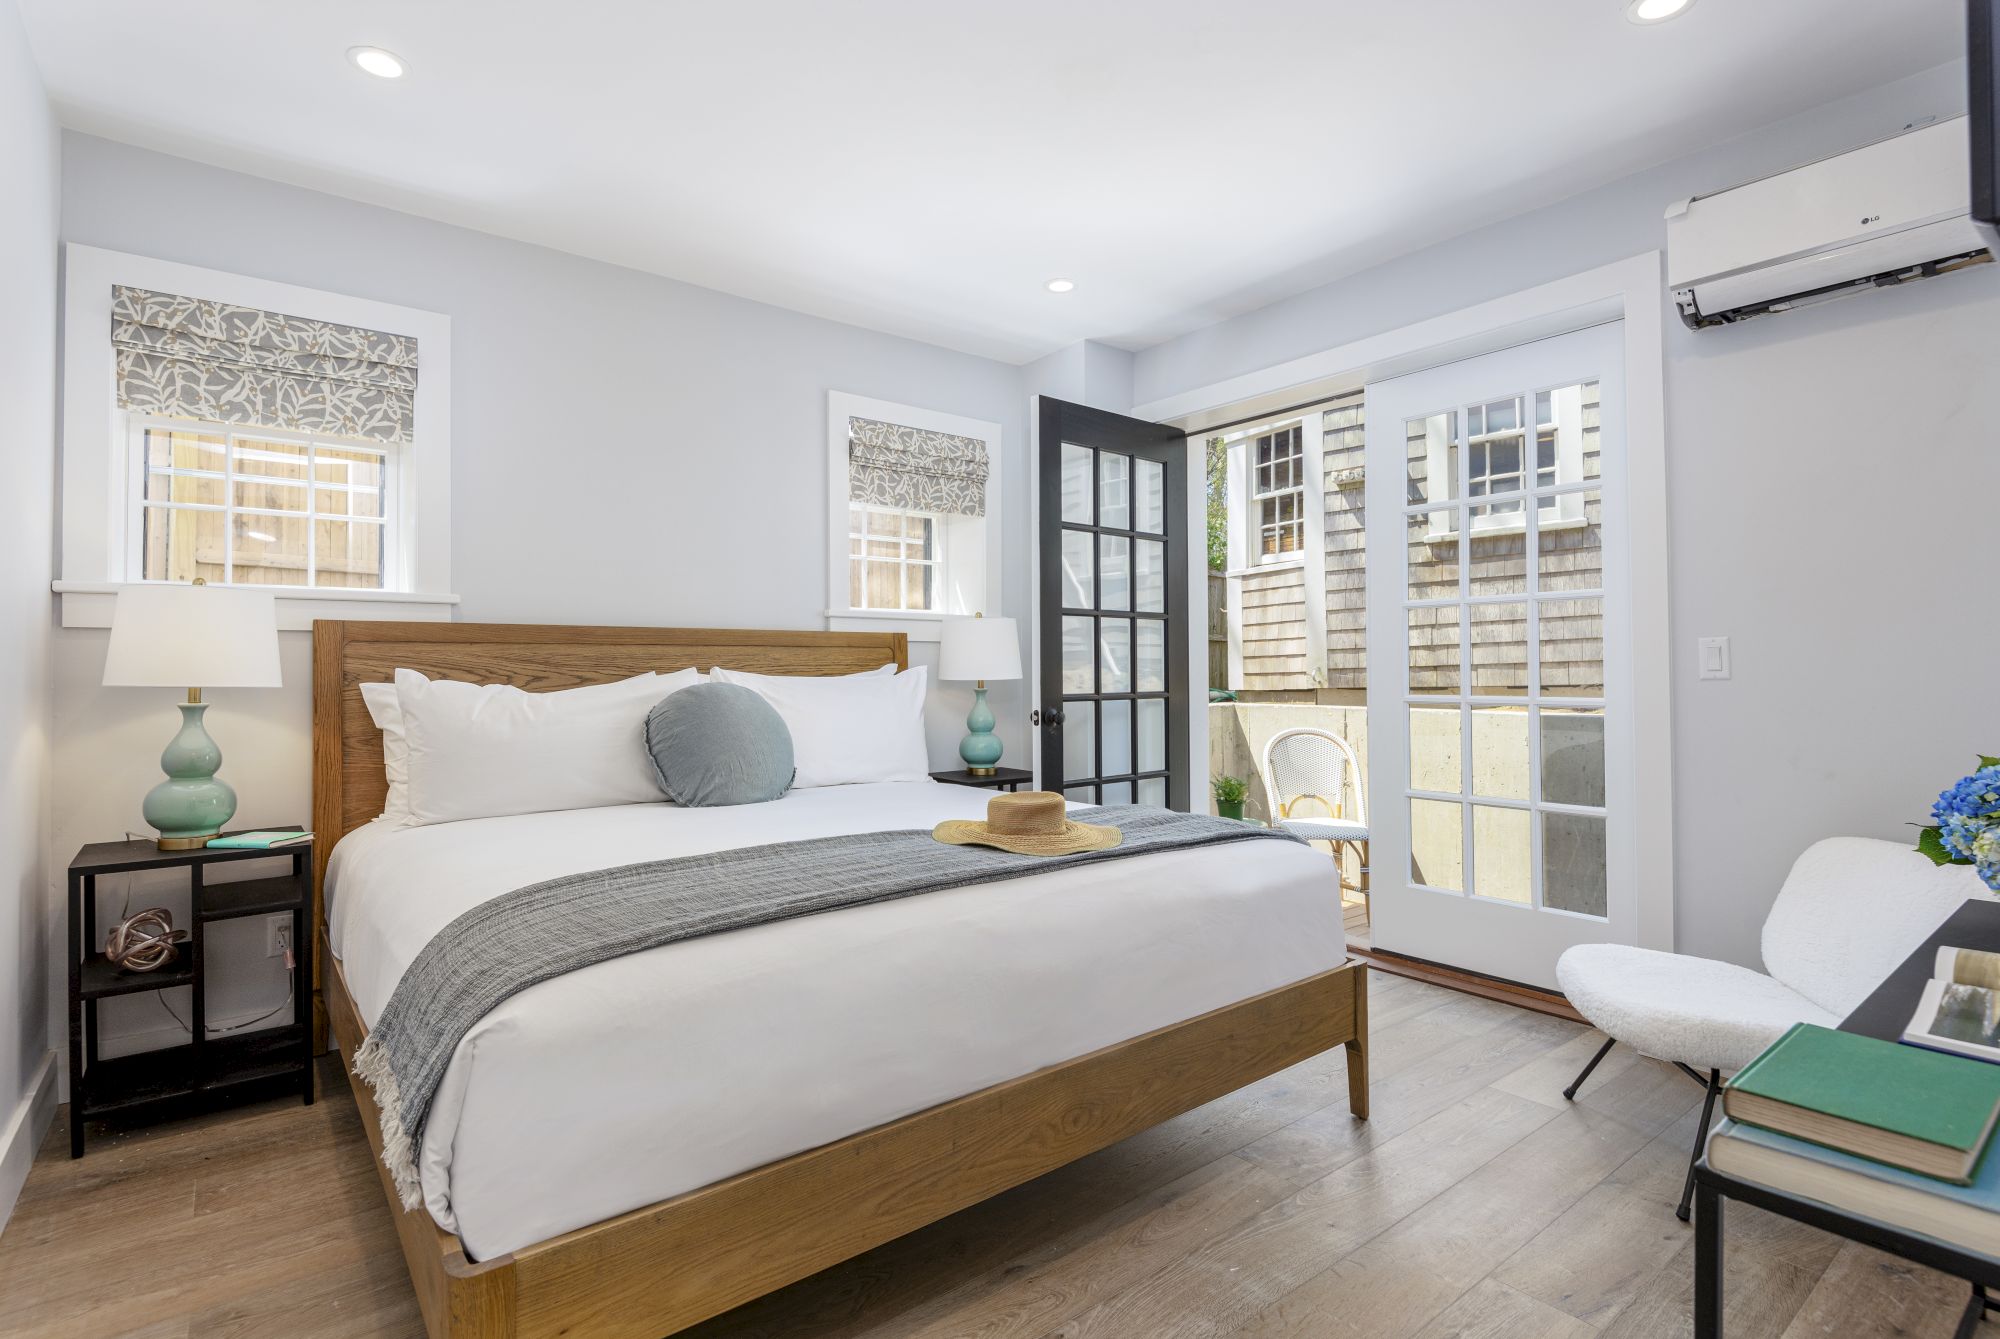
[967, 766, 997, 777]
[155, 835, 214, 852]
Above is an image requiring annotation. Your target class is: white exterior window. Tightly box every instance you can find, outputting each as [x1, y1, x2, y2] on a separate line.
[848, 504, 943, 612]
[1425, 382, 1593, 538]
[132, 419, 397, 590]
[1252, 424, 1306, 560]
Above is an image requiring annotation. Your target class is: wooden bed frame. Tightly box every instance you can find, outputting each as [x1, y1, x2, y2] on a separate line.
[311, 620, 1370, 1339]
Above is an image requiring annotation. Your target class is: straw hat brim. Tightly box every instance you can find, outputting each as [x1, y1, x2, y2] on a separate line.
[931, 816, 1123, 857]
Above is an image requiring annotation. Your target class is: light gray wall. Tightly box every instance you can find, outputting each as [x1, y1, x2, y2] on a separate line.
[1134, 61, 2000, 969]
[54, 132, 1035, 1057]
[0, 0, 58, 1221]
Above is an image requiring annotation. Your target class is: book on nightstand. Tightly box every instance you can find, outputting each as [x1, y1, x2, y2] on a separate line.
[1722, 1023, 2000, 1184]
[1709, 1118, 2000, 1255]
[204, 829, 313, 849]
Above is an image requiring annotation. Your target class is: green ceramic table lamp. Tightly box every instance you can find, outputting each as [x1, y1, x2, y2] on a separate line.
[939, 613, 1021, 776]
[102, 581, 282, 850]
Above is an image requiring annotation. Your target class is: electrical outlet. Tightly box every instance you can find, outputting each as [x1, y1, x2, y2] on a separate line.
[265, 914, 290, 958]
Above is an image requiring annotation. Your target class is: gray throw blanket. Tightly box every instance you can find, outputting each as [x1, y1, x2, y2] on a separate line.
[352, 805, 1301, 1207]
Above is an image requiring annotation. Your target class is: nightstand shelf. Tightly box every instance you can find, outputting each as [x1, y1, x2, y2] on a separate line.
[198, 875, 307, 921]
[79, 952, 196, 1000]
[66, 828, 314, 1157]
[80, 1025, 308, 1119]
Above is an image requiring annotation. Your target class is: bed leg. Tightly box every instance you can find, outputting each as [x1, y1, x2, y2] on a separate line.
[1345, 964, 1369, 1120]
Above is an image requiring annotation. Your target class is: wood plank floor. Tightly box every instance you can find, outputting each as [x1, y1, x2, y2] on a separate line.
[3, 973, 1992, 1339]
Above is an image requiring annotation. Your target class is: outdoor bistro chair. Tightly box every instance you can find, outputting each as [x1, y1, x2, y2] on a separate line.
[1260, 727, 1370, 902]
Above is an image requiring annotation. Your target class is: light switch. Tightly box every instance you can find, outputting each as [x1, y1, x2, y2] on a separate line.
[1698, 636, 1730, 680]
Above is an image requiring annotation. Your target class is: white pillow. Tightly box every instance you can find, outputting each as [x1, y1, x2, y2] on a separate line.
[360, 681, 411, 825]
[709, 666, 929, 788]
[397, 667, 703, 825]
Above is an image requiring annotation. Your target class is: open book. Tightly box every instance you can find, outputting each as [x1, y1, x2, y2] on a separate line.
[1903, 946, 2000, 1063]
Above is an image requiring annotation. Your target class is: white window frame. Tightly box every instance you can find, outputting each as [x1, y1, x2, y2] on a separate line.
[847, 502, 945, 613]
[126, 417, 398, 590]
[825, 390, 1002, 643]
[55, 244, 456, 630]
[1219, 411, 1329, 690]
[1424, 382, 1590, 540]
[1248, 423, 1308, 562]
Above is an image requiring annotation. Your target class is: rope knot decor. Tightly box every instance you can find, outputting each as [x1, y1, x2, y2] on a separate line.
[106, 907, 190, 973]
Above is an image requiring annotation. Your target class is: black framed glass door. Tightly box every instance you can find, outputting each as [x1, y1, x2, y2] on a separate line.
[1037, 398, 1189, 810]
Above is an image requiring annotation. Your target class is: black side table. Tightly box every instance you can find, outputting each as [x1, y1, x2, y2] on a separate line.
[930, 767, 1035, 793]
[67, 829, 315, 1157]
[1694, 899, 2000, 1337]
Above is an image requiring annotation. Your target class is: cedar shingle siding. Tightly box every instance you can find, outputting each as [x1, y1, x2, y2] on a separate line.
[1230, 385, 1603, 696]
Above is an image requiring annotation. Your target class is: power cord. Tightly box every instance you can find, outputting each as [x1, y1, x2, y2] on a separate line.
[102, 840, 298, 1039]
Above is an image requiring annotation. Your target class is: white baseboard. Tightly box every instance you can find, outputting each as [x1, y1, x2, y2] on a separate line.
[0, 1051, 58, 1234]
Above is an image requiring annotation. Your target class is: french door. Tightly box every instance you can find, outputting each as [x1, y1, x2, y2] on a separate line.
[1363, 323, 1633, 989]
[1037, 398, 1190, 809]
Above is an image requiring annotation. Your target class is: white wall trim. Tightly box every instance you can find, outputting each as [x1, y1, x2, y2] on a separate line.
[1299, 410, 1329, 688]
[58, 244, 455, 621]
[0, 1051, 57, 1234]
[825, 390, 1003, 644]
[1135, 252, 1674, 952]
[52, 581, 458, 631]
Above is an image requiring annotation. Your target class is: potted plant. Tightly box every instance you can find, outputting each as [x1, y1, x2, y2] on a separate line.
[1212, 774, 1249, 821]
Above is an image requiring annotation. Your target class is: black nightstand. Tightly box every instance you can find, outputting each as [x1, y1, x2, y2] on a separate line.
[66, 829, 315, 1157]
[929, 767, 1035, 793]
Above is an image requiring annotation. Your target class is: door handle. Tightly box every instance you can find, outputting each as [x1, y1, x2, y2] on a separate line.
[1044, 707, 1065, 729]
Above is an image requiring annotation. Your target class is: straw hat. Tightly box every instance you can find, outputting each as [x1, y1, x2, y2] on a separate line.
[933, 791, 1122, 856]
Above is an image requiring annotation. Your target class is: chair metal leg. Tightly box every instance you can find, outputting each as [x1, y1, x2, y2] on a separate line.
[1564, 1036, 1616, 1101]
[1677, 1069, 1723, 1223]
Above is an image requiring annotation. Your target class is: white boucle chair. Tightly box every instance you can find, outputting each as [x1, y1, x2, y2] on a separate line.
[1557, 836, 1990, 1221]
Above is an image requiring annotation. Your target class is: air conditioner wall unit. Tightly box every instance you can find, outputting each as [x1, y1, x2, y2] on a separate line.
[1666, 117, 1992, 329]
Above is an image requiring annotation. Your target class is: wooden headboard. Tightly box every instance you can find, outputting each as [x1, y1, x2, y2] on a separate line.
[307, 620, 908, 1046]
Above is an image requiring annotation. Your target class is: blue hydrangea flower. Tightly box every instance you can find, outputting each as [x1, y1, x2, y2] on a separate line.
[1932, 765, 2000, 861]
[1977, 827, 2000, 894]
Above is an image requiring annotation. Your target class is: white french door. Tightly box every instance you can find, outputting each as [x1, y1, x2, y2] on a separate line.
[1363, 322, 1635, 989]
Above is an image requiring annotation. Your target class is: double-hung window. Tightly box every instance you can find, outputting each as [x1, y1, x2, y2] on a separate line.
[1252, 424, 1306, 559]
[135, 420, 394, 589]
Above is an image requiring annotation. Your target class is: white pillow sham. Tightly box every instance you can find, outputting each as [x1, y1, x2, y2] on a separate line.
[709, 665, 929, 788]
[360, 681, 411, 825]
[397, 667, 703, 826]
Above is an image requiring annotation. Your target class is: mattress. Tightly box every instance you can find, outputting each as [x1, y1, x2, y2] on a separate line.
[326, 781, 1346, 1260]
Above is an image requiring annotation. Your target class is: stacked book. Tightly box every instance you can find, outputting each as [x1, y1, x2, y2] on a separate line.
[1708, 946, 2000, 1253]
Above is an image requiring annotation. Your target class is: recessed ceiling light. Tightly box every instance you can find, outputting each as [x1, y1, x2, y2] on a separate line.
[1625, 0, 1694, 23]
[347, 46, 407, 79]
[1045, 278, 1075, 293]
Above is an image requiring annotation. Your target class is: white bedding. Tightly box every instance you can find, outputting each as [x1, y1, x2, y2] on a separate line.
[327, 781, 1346, 1260]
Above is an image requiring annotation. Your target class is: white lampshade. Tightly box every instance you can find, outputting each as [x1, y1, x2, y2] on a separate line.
[102, 584, 283, 689]
[939, 615, 1021, 683]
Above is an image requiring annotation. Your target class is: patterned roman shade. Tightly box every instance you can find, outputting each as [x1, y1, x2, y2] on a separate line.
[112, 285, 419, 445]
[848, 416, 988, 517]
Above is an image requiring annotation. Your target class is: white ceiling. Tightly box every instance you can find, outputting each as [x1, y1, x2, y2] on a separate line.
[20, 0, 1965, 363]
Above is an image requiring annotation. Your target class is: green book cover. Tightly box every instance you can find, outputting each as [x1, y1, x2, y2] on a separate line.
[205, 830, 310, 850]
[1729, 1022, 2000, 1153]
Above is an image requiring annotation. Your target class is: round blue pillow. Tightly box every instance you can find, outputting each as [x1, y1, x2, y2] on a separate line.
[645, 682, 795, 807]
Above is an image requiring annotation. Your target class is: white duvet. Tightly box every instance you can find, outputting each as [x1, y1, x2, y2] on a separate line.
[327, 781, 1345, 1260]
